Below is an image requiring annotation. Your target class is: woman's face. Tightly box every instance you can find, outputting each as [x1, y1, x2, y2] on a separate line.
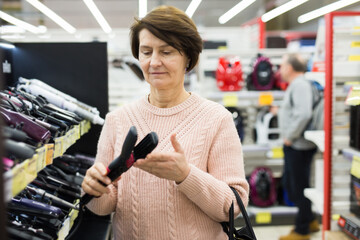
[138, 29, 188, 91]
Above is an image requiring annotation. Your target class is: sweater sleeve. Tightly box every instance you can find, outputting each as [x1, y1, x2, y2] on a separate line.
[177, 111, 249, 222]
[86, 113, 118, 216]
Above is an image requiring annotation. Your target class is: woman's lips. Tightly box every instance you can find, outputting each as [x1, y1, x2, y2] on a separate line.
[150, 72, 165, 75]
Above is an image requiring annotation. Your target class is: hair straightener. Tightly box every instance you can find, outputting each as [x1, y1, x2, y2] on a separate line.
[11, 197, 63, 217]
[80, 127, 158, 206]
[26, 185, 79, 210]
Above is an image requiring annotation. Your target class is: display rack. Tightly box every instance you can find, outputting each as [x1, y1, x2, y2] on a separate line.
[1, 41, 110, 240]
[323, 11, 360, 238]
[3, 121, 90, 202]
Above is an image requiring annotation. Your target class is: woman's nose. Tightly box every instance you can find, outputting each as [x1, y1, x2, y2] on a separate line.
[150, 53, 161, 67]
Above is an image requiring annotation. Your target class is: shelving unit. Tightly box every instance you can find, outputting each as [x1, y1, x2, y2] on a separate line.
[0, 41, 110, 240]
[323, 12, 360, 238]
[3, 121, 90, 203]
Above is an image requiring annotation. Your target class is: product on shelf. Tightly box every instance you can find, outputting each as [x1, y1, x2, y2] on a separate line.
[226, 107, 245, 142]
[350, 105, 360, 151]
[215, 56, 243, 91]
[338, 215, 360, 240]
[17, 77, 104, 125]
[254, 107, 282, 146]
[246, 55, 275, 91]
[248, 166, 277, 207]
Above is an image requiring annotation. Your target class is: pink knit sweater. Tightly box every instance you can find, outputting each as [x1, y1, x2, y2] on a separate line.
[87, 93, 249, 240]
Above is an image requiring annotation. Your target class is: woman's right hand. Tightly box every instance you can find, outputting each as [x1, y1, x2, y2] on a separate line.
[81, 162, 112, 197]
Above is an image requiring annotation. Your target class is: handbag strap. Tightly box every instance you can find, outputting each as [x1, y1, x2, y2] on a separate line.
[222, 187, 257, 240]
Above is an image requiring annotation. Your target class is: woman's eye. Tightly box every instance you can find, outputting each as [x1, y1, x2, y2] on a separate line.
[163, 51, 171, 55]
[142, 51, 151, 56]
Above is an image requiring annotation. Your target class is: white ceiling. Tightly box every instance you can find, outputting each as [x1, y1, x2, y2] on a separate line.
[1, 0, 360, 34]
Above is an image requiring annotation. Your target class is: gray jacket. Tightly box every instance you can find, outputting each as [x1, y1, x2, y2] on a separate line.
[279, 75, 317, 150]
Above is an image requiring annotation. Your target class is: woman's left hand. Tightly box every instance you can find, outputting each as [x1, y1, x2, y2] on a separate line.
[133, 133, 190, 183]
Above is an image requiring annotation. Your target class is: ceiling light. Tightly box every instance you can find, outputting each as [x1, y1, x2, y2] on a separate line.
[0, 25, 26, 34]
[298, 0, 360, 23]
[261, 0, 308, 22]
[186, 0, 202, 18]
[0, 10, 41, 34]
[0, 42, 15, 49]
[83, 0, 112, 33]
[219, 0, 256, 24]
[1, 35, 25, 40]
[25, 0, 76, 34]
[139, 0, 147, 18]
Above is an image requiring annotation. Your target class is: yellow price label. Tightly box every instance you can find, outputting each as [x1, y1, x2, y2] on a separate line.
[85, 121, 91, 133]
[352, 42, 360, 48]
[11, 163, 27, 197]
[69, 206, 79, 227]
[258, 92, 274, 106]
[255, 212, 272, 224]
[351, 156, 360, 179]
[80, 121, 85, 136]
[332, 214, 340, 221]
[70, 128, 76, 145]
[27, 155, 38, 183]
[223, 93, 238, 107]
[349, 55, 360, 61]
[45, 144, 54, 165]
[36, 146, 46, 171]
[346, 86, 360, 106]
[74, 124, 81, 140]
[54, 137, 63, 159]
[345, 81, 360, 86]
[271, 147, 284, 159]
[63, 131, 71, 154]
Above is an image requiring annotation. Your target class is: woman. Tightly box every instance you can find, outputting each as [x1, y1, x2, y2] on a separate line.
[81, 5, 249, 240]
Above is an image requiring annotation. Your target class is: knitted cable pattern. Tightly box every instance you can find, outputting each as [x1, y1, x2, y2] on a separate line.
[86, 93, 249, 240]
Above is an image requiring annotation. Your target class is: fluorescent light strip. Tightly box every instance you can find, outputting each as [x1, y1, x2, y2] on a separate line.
[0, 10, 41, 33]
[0, 42, 15, 49]
[139, 0, 147, 18]
[26, 0, 76, 34]
[186, 0, 202, 18]
[219, 0, 256, 24]
[83, 0, 112, 33]
[298, 0, 360, 23]
[261, 0, 308, 22]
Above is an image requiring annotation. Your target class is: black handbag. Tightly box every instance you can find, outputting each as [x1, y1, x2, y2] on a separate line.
[221, 187, 257, 240]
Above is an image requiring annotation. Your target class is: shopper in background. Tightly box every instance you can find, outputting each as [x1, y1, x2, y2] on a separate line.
[81, 5, 249, 240]
[278, 53, 319, 240]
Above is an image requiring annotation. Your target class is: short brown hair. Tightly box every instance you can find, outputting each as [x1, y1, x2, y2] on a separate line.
[130, 5, 203, 72]
[286, 53, 307, 72]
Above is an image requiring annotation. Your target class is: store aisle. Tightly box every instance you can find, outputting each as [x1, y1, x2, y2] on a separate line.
[253, 225, 322, 240]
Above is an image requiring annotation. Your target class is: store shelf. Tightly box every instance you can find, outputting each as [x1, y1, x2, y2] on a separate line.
[342, 148, 360, 162]
[3, 120, 91, 202]
[304, 130, 325, 152]
[235, 205, 298, 227]
[202, 90, 285, 108]
[305, 188, 324, 215]
[334, 61, 360, 77]
[204, 90, 285, 101]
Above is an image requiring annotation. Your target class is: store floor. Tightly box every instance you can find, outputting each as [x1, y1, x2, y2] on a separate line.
[253, 225, 322, 240]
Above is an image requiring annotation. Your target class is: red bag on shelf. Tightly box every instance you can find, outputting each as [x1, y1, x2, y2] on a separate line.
[216, 56, 243, 91]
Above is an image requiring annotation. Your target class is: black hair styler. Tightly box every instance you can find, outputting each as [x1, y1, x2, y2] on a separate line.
[80, 128, 158, 206]
[66, 128, 158, 240]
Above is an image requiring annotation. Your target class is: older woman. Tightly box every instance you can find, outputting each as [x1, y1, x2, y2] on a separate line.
[82, 5, 249, 240]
